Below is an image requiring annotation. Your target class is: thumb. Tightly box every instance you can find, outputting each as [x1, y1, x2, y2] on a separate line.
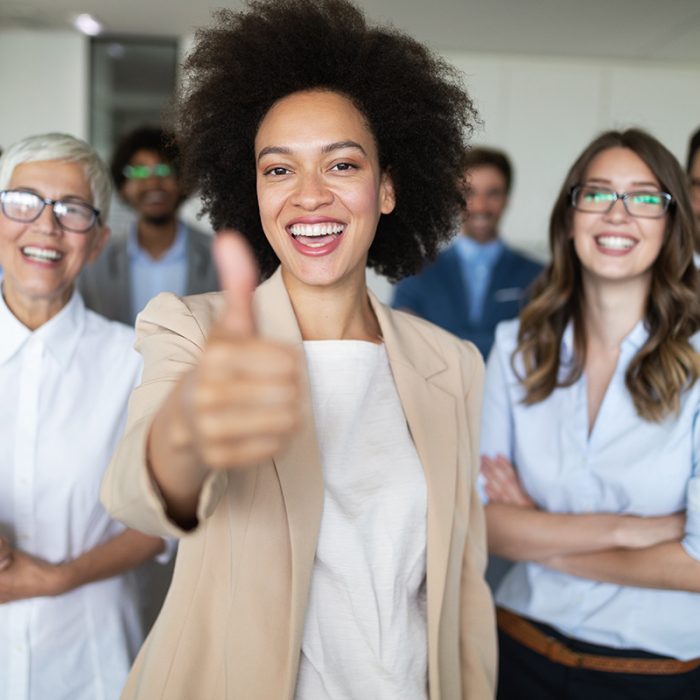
[213, 230, 259, 336]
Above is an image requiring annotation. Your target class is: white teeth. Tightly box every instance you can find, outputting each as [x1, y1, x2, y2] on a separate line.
[596, 236, 635, 250]
[22, 246, 63, 261]
[289, 223, 344, 237]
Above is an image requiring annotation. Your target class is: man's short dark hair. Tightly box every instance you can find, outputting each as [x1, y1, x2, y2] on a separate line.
[462, 147, 513, 194]
[110, 126, 180, 193]
[687, 127, 700, 174]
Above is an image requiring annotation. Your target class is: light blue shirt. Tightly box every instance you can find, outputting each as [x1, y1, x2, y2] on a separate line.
[481, 318, 700, 659]
[127, 222, 189, 324]
[453, 236, 504, 323]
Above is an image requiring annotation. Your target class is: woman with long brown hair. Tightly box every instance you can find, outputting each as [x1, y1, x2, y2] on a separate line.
[481, 129, 700, 699]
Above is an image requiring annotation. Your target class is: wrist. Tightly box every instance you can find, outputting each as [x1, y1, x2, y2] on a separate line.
[53, 560, 79, 596]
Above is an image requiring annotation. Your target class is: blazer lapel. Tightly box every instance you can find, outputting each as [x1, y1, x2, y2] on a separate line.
[251, 274, 458, 696]
[185, 227, 211, 294]
[253, 270, 324, 694]
[481, 246, 511, 327]
[371, 296, 458, 695]
[443, 245, 472, 331]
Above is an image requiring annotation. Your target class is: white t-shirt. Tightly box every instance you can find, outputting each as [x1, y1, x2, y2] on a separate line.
[295, 341, 428, 700]
[0, 290, 144, 700]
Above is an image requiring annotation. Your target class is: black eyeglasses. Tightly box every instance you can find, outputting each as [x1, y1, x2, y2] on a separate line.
[0, 189, 100, 233]
[570, 185, 672, 219]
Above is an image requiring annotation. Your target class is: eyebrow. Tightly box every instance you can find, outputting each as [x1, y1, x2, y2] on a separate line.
[257, 140, 367, 162]
[585, 177, 660, 188]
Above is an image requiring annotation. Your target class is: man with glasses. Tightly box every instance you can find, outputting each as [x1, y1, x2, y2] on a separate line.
[392, 147, 542, 358]
[79, 126, 219, 325]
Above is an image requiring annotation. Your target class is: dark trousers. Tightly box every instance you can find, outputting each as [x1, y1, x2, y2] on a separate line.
[497, 625, 700, 700]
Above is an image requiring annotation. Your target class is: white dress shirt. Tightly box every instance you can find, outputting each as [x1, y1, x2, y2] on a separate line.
[481, 318, 700, 660]
[0, 289, 144, 700]
[295, 341, 428, 700]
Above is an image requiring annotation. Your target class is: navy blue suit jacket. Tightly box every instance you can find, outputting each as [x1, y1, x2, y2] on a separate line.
[391, 242, 543, 358]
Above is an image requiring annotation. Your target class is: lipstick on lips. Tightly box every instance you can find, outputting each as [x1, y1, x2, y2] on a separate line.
[287, 217, 345, 257]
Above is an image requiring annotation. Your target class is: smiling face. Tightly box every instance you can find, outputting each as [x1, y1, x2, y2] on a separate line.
[120, 148, 180, 225]
[0, 160, 109, 328]
[461, 165, 509, 243]
[254, 90, 395, 292]
[571, 147, 667, 291]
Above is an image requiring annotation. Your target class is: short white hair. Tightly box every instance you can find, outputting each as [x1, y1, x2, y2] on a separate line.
[0, 133, 112, 223]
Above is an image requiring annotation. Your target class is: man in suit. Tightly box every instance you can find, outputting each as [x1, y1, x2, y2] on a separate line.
[80, 126, 218, 324]
[392, 147, 542, 358]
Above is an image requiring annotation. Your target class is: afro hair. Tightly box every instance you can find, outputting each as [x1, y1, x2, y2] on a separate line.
[177, 0, 478, 280]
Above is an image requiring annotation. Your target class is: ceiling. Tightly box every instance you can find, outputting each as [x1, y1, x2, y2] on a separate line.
[2, 0, 700, 64]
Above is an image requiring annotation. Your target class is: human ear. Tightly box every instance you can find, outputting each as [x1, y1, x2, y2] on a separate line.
[379, 171, 396, 215]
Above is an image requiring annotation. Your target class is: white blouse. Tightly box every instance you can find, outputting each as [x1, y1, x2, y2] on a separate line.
[295, 341, 428, 700]
[0, 290, 144, 700]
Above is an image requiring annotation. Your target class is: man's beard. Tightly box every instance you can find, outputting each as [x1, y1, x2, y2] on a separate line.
[142, 213, 175, 227]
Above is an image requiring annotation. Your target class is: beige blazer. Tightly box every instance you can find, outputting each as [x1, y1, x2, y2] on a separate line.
[101, 268, 497, 700]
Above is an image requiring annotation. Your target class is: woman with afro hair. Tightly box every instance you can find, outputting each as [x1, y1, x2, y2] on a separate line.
[102, 1, 497, 697]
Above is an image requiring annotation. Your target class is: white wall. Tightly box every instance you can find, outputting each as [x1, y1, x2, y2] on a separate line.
[445, 51, 700, 261]
[0, 30, 87, 148]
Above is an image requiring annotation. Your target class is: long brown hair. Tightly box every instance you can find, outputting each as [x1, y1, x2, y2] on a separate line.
[515, 129, 700, 422]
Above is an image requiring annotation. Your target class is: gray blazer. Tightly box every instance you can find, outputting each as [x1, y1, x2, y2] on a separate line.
[79, 223, 219, 324]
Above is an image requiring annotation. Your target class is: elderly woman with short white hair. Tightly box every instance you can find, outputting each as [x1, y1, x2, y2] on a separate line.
[0, 133, 165, 700]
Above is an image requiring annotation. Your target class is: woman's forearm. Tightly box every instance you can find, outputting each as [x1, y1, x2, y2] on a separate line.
[147, 371, 210, 528]
[485, 503, 684, 561]
[543, 541, 700, 592]
[60, 528, 166, 593]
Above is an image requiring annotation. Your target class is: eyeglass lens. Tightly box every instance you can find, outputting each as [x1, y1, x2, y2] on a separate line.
[0, 190, 96, 232]
[574, 186, 669, 218]
[123, 163, 173, 180]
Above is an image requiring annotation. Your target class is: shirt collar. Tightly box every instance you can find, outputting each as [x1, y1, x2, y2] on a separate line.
[127, 220, 188, 263]
[453, 235, 504, 264]
[561, 321, 575, 363]
[0, 287, 31, 365]
[0, 287, 85, 369]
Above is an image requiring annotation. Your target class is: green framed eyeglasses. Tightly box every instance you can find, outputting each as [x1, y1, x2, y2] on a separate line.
[570, 185, 672, 219]
[122, 163, 174, 180]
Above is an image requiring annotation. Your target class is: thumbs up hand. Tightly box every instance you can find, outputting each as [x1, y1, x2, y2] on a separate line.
[210, 231, 258, 338]
[146, 230, 304, 526]
[183, 230, 303, 471]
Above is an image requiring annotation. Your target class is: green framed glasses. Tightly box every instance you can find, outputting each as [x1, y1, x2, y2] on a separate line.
[571, 185, 672, 219]
[122, 163, 174, 180]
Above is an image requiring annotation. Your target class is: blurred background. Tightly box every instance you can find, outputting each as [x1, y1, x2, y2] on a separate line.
[2, 0, 700, 296]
